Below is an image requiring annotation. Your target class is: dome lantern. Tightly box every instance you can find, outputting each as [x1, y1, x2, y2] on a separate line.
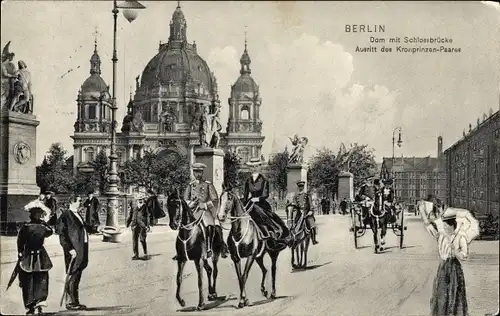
[240, 28, 251, 75]
[169, 1, 187, 43]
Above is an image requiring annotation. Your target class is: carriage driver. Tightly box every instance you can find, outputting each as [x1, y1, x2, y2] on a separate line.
[381, 178, 396, 221]
[355, 176, 379, 221]
[292, 180, 319, 245]
[183, 163, 229, 258]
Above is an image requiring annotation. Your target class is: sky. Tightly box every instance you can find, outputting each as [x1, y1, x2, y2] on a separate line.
[2, 0, 499, 165]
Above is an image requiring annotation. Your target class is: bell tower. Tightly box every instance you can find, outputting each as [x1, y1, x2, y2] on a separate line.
[225, 28, 265, 163]
[71, 32, 112, 174]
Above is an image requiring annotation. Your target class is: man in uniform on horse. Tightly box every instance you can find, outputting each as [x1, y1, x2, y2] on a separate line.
[291, 180, 318, 245]
[182, 163, 228, 258]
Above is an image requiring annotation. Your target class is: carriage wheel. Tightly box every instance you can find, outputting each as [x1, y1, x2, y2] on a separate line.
[399, 208, 405, 249]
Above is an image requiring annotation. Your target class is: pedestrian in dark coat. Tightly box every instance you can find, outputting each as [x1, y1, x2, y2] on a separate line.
[17, 207, 53, 315]
[126, 192, 150, 260]
[44, 191, 58, 227]
[83, 191, 100, 234]
[340, 198, 348, 215]
[57, 196, 89, 311]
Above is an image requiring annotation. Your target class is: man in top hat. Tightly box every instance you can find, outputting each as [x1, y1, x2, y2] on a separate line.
[183, 162, 228, 258]
[355, 176, 378, 224]
[57, 196, 89, 311]
[126, 192, 150, 260]
[291, 180, 318, 244]
[44, 191, 58, 227]
[83, 191, 100, 234]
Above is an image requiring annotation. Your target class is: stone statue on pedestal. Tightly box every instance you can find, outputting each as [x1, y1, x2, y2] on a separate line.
[336, 143, 354, 172]
[288, 134, 308, 164]
[199, 105, 222, 148]
[1, 42, 33, 114]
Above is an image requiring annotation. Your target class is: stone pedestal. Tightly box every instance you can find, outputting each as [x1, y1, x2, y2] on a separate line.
[1, 110, 40, 235]
[286, 163, 308, 194]
[194, 147, 224, 195]
[338, 171, 354, 202]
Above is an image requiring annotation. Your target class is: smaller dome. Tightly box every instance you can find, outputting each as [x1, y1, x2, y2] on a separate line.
[240, 50, 251, 65]
[81, 74, 108, 94]
[172, 6, 185, 21]
[232, 74, 258, 94]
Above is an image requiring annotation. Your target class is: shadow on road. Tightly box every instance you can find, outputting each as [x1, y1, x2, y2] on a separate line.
[177, 296, 234, 312]
[213, 295, 291, 310]
[139, 253, 161, 260]
[48, 305, 135, 315]
[291, 261, 332, 273]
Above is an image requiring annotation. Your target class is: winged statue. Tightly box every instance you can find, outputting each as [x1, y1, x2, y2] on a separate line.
[336, 143, 354, 172]
[288, 134, 308, 164]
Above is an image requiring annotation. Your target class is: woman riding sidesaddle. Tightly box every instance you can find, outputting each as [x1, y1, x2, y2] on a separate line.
[243, 157, 291, 246]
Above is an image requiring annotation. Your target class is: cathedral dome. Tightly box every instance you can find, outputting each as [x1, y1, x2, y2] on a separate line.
[81, 74, 108, 94]
[140, 44, 215, 92]
[138, 4, 216, 94]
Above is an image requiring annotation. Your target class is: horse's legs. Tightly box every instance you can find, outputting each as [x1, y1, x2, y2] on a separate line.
[233, 259, 247, 308]
[303, 236, 310, 268]
[269, 251, 280, 299]
[370, 218, 379, 252]
[255, 255, 268, 298]
[176, 260, 186, 307]
[291, 245, 295, 268]
[240, 254, 256, 307]
[203, 259, 214, 300]
[195, 259, 205, 310]
[211, 255, 219, 299]
[380, 217, 388, 249]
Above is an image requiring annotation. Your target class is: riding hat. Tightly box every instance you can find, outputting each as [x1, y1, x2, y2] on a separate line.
[192, 162, 207, 171]
[441, 208, 457, 221]
[246, 157, 263, 166]
[44, 191, 55, 195]
[135, 192, 147, 200]
[296, 180, 306, 186]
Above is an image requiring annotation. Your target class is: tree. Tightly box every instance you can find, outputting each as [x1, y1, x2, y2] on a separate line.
[267, 150, 289, 199]
[223, 151, 241, 190]
[307, 148, 338, 199]
[36, 143, 73, 194]
[72, 150, 109, 195]
[122, 150, 190, 195]
[307, 143, 377, 198]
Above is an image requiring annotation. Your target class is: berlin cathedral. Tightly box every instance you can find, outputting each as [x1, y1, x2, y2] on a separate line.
[71, 3, 265, 176]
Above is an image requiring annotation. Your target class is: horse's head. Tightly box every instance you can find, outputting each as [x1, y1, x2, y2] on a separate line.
[218, 189, 239, 222]
[166, 190, 184, 230]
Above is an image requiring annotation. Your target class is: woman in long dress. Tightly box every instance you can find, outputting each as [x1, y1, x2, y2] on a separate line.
[243, 157, 290, 246]
[17, 207, 54, 315]
[421, 207, 469, 316]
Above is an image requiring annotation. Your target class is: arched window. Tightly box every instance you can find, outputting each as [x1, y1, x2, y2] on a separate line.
[240, 106, 250, 120]
[88, 104, 96, 119]
[86, 148, 95, 162]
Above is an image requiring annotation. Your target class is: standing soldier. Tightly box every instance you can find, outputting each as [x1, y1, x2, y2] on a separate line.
[183, 163, 228, 258]
[44, 191, 58, 227]
[292, 181, 319, 245]
[126, 192, 150, 260]
[83, 191, 100, 234]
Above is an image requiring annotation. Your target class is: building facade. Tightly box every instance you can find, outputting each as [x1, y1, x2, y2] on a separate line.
[443, 109, 500, 217]
[71, 4, 264, 176]
[380, 137, 447, 209]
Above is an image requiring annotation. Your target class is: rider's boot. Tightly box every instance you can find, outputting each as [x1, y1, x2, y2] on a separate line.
[216, 225, 229, 258]
[206, 225, 214, 258]
[312, 227, 319, 245]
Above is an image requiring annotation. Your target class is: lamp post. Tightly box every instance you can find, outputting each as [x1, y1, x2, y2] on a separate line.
[102, 0, 145, 243]
[392, 127, 403, 180]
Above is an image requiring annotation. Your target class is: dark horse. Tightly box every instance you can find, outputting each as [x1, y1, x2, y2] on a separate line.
[218, 190, 287, 308]
[365, 195, 389, 253]
[286, 204, 311, 269]
[166, 191, 223, 310]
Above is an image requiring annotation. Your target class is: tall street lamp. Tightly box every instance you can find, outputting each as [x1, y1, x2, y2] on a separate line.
[102, 0, 146, 243]
[392, 127, 403, 180]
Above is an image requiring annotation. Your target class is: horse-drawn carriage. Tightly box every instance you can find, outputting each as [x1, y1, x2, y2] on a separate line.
[349, 198, 407, 252]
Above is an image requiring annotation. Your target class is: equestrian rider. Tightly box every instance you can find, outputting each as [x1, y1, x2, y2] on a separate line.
[243, 157, 291, 246]
[183, 163, 228, 258]
[291, 180, 319, 245]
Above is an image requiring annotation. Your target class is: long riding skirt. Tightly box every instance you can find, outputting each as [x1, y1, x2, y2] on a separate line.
[430, 257, 468, 316]
[19, 270, 49, 309]
[250, 201, 289, 240]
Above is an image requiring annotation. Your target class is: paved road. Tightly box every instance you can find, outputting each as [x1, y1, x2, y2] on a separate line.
[1, 214, 498, 316]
